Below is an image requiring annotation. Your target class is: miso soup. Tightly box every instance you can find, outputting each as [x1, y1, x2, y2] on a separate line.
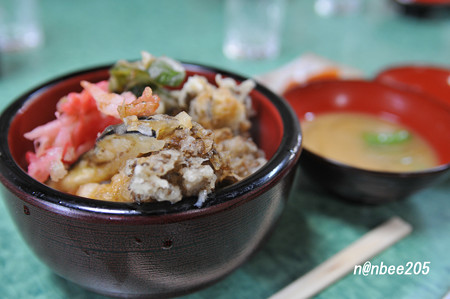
[302, 112, 439, 172]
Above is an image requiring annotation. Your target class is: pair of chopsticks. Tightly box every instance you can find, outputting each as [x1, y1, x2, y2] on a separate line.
[269, 217, 412, 299]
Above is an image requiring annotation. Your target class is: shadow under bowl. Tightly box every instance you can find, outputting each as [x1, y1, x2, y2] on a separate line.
[0, 63, 301, 298]
[283, 80, 450, 204]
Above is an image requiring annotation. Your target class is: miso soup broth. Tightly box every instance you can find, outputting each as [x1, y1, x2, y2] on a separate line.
[302, 112, 439, 172]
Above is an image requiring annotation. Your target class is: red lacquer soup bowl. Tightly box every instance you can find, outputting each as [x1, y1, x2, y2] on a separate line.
[0, 63, 301, 298]
[375, 65, 450, 108]
[284, 80, 450, 204]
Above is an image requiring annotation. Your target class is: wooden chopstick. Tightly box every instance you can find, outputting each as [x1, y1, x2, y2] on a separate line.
[269, 217, 413, 299]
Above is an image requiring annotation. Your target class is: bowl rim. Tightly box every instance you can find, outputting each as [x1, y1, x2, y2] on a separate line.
[374, 64, 450, 107]
[0, 62, 302, 219]
[393, 0, 450, 8]
[375, 63, 450, 74]
[285, 78, 450, 112]
[302, 147, 450, 178]
[283, 79, 450, 176]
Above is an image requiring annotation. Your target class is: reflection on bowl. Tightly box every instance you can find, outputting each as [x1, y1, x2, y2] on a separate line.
[375, 65, 450, 108]
[284, 80, 450, 204]
[0, 63, 301, 298]
[392, 0, 450, 18]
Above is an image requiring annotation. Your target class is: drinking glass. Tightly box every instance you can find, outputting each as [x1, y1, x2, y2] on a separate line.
[0, 0, 43, 52]
[223, 0, 286, 60]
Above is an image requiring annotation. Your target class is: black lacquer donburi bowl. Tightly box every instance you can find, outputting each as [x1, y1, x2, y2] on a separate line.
[0, 63, 301, 298]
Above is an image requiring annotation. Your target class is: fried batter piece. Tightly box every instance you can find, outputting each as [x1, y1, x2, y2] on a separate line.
[53, 112, 265, 204]
[213, 128, 267, 182]
[52, 112, 218, 203]
[173, 74, 255, 134]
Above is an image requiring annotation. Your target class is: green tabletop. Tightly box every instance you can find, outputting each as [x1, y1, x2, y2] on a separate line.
[0, 1, 449, 298]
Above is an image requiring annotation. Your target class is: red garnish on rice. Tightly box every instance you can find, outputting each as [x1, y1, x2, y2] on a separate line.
[24, 81, 121, 182]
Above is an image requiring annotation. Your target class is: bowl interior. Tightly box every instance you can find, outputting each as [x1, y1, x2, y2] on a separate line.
[283, 80, 450, 166]
[375, 65, 450, 108]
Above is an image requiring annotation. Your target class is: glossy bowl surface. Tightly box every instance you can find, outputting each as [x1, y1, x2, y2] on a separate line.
[375, 65, 450, 108]
[284, 79, 450, 204]
[0, 63, 301, 298]
[396, 0, 450, 5]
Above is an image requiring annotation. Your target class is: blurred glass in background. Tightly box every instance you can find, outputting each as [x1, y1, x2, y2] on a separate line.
[314, 0, 364, 16]
[223, 0, 286, 60]
[0, 0, 43, 52]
